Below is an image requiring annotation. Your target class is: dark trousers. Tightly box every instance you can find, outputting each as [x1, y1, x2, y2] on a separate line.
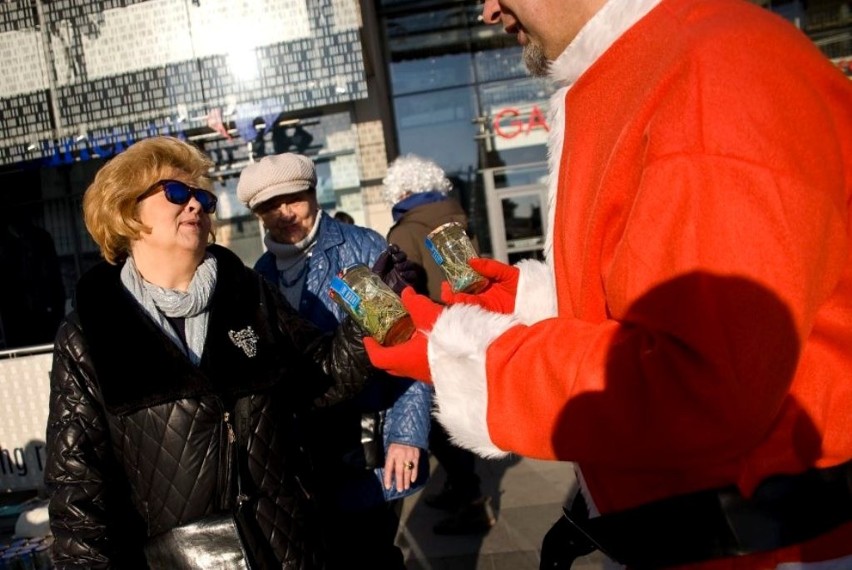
[429, 419, 481, 501]
[320, 500, 405, 569]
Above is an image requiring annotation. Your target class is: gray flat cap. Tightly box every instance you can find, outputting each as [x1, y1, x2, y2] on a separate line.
[237, 153, 317, 210]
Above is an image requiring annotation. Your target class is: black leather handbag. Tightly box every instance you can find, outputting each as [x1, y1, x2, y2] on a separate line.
[360, 410, 385, 470]
[144, 514, 250, 570]
[339, 410, 385, 472]
[144, 398, 272, 570]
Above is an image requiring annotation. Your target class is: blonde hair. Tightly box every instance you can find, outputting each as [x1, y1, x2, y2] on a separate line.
[83, 136, 214, 264]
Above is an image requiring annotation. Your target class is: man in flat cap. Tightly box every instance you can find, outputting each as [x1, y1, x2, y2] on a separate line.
[237, 153, 431, 569]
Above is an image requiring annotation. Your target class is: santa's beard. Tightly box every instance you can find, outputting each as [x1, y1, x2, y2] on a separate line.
[523, 41, 549, 77]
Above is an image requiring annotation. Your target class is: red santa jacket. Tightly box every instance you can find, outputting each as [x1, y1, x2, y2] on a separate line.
[426, 0, 852, 567]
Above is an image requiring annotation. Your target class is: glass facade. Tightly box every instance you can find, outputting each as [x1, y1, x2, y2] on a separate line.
[379, 0, 554, 254]
[0, 0, 368, 166]
[0, 0, 374, 350]
[378, 0, 852, 261]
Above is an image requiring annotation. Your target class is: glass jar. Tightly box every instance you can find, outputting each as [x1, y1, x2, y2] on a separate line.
[425, 222, 487, 293]
[329, 264, 415, 346]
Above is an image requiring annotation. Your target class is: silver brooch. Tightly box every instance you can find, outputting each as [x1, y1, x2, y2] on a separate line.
[228, 326, 259, 358]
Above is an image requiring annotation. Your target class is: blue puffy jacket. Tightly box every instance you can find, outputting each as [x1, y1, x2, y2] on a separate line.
[255, 212, 432, 508]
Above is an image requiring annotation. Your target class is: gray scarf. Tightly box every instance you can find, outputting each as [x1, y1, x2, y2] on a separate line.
[263, 213, 321, 308]
[120, 254, 217, 366]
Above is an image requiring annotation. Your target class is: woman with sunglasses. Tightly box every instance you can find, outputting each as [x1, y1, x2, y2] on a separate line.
[44, 136, 374, 569]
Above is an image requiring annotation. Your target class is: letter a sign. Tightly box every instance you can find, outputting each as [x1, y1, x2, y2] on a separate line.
[491, 102, 550, 151]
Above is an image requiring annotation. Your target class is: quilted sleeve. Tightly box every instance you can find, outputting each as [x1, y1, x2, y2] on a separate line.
[260, 275, 371, 408]
[307, 316, 373, 408]
[382, 378, 432, 450]
[44, 316, 145, 569]
[361, 227, 389, 268]
[370, 378, 433, 501]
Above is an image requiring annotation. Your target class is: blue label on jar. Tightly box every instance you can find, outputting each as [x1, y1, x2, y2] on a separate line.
[330, 277, 361, 312]
[424, 238, 444, 265]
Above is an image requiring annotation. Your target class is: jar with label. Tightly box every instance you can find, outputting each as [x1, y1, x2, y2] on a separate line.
[329, 265, 415, 346]
[425, 222, 487, 293]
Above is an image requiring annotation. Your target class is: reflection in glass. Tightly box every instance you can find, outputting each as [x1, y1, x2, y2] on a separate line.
[501, 194, 543, 244]
[385, 5, 471, 38]
[390, 53, 473, 95]
[394, 87, 477, 176]
[381, 0, 555, 257]
[473, 47, 532, 83]
[384, 3, 489, 61]
[478, 76, 553, 112]
[492, 164, 549, 189]
[478, 77, 553, 167]
[508, 249, 545, 264]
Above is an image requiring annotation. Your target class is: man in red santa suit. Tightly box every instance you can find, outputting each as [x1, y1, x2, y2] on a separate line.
[366, 0, 852, 568]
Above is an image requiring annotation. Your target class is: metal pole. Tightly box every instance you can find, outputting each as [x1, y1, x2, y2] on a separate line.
[32, 0, 64, 137]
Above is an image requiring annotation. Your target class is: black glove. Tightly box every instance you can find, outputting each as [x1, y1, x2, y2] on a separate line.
[371, 244, 422, 296]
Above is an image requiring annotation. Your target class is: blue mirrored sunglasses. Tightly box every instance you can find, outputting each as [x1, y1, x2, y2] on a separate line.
[139, 179, 218, 214]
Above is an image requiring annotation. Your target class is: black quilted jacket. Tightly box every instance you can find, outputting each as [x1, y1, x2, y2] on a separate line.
[44, 245, 371, 569]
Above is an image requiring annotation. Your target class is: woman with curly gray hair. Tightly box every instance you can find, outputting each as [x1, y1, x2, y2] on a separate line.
[382, 154, 496, 535]
[384, 154, 460, 298]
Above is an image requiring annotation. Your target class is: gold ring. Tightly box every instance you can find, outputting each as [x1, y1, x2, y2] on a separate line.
[405, 461, 415, 470]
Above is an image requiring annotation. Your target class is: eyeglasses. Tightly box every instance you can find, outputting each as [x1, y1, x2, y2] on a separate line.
[138, 179, 218, 214]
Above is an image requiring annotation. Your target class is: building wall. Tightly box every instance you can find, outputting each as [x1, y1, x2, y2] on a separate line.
[0, 0, 372, 165]
[0, 0, 398, 349]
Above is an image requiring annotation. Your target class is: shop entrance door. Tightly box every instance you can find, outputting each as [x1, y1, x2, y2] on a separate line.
[482, 162, 549, 263]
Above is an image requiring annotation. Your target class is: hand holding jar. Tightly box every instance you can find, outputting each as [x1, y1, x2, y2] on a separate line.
[440, 257, 520, 314]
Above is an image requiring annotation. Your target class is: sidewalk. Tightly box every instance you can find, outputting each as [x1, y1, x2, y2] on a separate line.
[397, 455, 610, 569]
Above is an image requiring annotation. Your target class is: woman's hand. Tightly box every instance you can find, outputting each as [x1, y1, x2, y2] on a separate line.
[383, 442, 421, 492]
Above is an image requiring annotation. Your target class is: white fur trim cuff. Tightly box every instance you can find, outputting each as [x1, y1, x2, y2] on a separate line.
[514, 259, 557, 324]
[428, 304, 518, 458]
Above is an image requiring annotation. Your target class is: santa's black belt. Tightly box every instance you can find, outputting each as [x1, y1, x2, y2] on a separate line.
[541, 459, 852, 569]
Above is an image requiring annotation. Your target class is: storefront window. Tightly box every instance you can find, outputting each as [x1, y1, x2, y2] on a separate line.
[478, 78, 552, 168]
[393, 87, 478, 177]
[0, 0, 368, 167]
[473, 46, 530, 83]
[390, 53, 473, 95]
[380, 0, 552, 256]
[206, 110, 360, 265]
